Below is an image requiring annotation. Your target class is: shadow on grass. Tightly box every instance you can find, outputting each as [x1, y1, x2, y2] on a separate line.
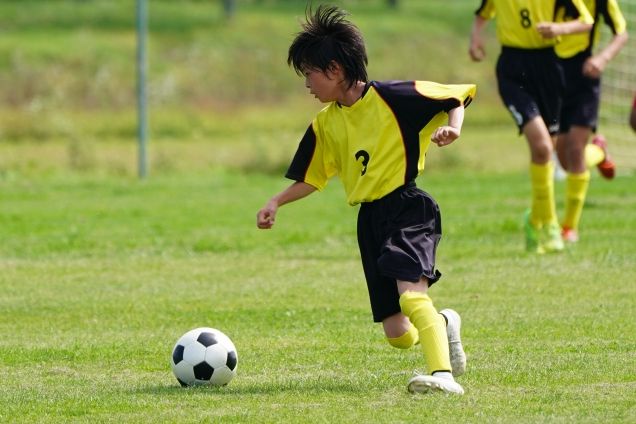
[133, 378, 377, 397]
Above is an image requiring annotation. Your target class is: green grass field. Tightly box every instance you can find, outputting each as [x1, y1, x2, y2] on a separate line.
[1, 171, 635, 422]
[1, 0, 635, 422]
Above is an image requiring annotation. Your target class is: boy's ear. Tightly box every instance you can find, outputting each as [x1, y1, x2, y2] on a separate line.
[326, 60, 343, 76]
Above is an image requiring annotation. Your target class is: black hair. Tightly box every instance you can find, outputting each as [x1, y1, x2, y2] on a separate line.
[287, 4, 368, 89]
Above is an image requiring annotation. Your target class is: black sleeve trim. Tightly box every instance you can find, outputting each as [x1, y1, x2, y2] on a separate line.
[475, 0, 489, 15]
[285, 124, 316, 182]
[373, 81, 458, 132]
[599, 0, 618, 35]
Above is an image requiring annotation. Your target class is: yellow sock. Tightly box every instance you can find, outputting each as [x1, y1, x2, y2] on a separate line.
[529, 162, 558, 227]
[386, 324, 419, 349]
[585, 143, 605, 168]
[399, 291, 450, 374]
[563, 171, 590, 230]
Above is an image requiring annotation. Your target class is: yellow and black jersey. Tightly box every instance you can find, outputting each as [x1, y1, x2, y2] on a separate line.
[476, 0, 593, 49]
[556, 0, 627, 58]
[285, 81, 476, 206]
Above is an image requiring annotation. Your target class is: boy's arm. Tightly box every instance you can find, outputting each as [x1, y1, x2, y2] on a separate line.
[537, 0, 594, 39]
[536, 20, 592, 39]
[469, 15, 489, 62]
[431, 105, 465, 147]
[256, 181, 317, 229]
[583, 31, 629, 79]
[630, 96, 636, 132]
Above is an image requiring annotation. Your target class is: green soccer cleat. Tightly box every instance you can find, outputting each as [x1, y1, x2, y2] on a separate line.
[524, 209, 544, 254]
[407, 373, 464, 395]
[542, 222, 565, 253]
[440, 309, 466, 377]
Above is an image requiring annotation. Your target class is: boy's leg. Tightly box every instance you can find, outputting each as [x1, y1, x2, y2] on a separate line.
[397, 279, 463, 395]
[587, 134, 615, 179]
[555, 133, 569, 174]
[524, 117, 557, 225]
[562, 126, 592, 241]
[563, 171, 590, 242]
[383, 310, 466, 377]
[585, 140, 605, 168]
[523, 117, 563, 253]
[383, 313, 419, 349]
[399, 290, 450, 374]
[561, 126, 592, 242]
[528, 161, 556, 225]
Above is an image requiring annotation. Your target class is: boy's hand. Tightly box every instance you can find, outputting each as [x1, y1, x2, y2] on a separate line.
[257, 200, 278, 229]
[536, 22, 560, 39]
[431, 126, 460, 147]
[582, 55, 606, 79]
[469, 16, 488, 62]
[469, 37, 486, 61]
[255, 181, 316, 230]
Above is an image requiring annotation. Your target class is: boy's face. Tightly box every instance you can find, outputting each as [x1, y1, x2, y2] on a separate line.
[303, 65, 343, 103]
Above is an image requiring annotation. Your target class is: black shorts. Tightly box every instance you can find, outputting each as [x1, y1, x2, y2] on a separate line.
[559, 52, 601, 133]
[496, 46, 565, 135]
[357, 182, 442, 322]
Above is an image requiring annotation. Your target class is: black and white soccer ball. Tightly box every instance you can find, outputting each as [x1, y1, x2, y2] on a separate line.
[171, 327, 238, 387]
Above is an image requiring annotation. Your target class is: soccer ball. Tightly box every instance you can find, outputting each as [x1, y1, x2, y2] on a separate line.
[171, 327, 238, 387]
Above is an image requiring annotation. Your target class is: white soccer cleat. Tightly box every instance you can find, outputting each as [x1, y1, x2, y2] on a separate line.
[440, 308, 466, 377]
[407, 373, 464, 395]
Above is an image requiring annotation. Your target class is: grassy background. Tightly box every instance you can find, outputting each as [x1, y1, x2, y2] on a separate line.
[1, 0, 512, 176]
[1, 0, 635, 422]
[1, 171, 635, 422]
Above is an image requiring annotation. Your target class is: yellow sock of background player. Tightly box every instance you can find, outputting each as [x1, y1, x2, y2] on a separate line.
[399, 291, 451, 373]
[530, 162, 558, 227]
[584, 143, 605, 168]
[386, 323, 419, 349]
[563, 171, 590, 231]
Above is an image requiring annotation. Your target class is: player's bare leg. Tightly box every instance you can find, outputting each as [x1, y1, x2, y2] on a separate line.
[383, 313, 419, 349]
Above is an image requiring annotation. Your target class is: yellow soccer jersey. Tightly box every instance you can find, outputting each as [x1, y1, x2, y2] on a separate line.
[555, 0, 627, 58]
[285, 81, 476, 206]
[476, 0, 593, 49]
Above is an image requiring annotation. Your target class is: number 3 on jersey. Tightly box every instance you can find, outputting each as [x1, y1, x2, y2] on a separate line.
[355, 150, 370, 176]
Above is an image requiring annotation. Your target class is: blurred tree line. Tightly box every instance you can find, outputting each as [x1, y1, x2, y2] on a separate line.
[221, 0, 399, 17]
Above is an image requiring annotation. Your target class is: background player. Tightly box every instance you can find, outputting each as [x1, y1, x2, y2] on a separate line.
[469, 0, 593, 253]
[256, 5, 476, 395]
[555, 0, 628, 243]
[630, 93, 636, 132]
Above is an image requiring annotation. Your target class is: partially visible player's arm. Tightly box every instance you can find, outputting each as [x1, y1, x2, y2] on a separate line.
[583, 31, 629, 79]
[469, 15, 489, 61]
[256, 181, 317, 229]
[630, 96, 636, 132]
[536, 20, 592, 39]
[432, 105, 465, 147]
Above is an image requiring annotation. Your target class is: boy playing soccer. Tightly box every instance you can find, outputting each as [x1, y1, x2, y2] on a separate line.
[469, 0, 593, 253]
[256, 5, 476, 395]
[555, 0, 628, 243]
